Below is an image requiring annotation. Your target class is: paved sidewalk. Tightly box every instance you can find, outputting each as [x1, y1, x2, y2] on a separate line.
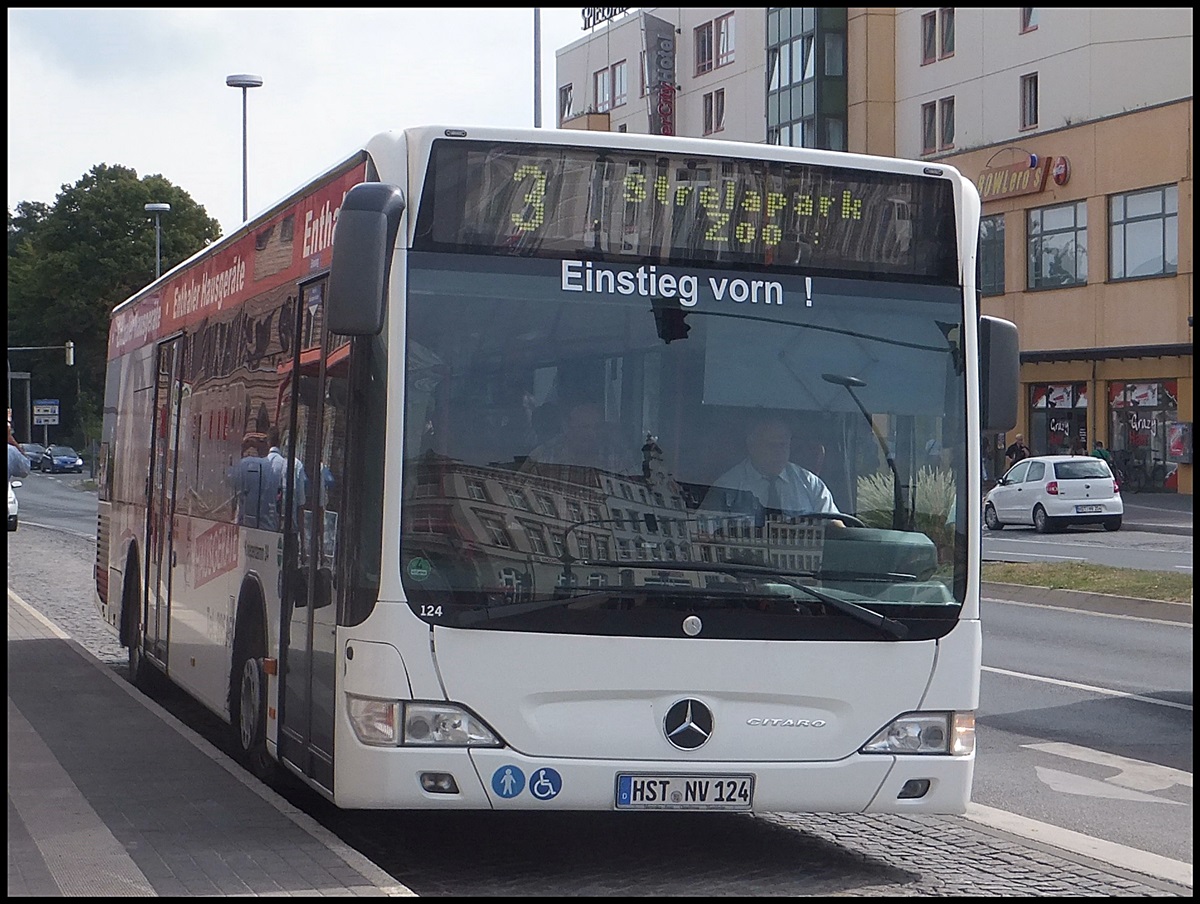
[1119, 492, 1193, 536]
[7, 592, 412, 897]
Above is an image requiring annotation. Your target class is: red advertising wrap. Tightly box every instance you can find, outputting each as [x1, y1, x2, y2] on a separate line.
[108, 161, 368, 360]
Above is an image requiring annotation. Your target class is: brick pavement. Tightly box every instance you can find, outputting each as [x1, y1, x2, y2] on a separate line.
[7, 592, 413, 897]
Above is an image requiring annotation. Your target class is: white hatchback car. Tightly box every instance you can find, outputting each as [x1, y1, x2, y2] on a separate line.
[984, 455, 1123, 533]
[8, 479, 20, 531]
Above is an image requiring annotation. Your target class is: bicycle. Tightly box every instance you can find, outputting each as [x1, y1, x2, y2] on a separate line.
[1112, 450, 1144, 493]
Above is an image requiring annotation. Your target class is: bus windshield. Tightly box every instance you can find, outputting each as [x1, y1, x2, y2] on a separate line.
[400, 249, 967, 642]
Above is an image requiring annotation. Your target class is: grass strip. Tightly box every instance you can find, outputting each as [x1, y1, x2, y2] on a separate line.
[982, 561, 1192, 604]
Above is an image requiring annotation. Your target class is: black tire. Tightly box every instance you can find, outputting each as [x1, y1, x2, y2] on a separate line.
[1103, 516, 1122, 532]
[124, 560, 160, 692]
[1033, 505, 1054, 534]
[230, 613, 277, 782]
[984, 503, 1003, 530]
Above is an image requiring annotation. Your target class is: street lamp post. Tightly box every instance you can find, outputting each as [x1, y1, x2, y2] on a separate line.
[226, 73, 264, 222]
[144, 202, 171, 279]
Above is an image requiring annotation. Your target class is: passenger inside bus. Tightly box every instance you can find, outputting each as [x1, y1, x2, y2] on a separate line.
[231, 431, 280, 530]
[524, 400, 640, 474]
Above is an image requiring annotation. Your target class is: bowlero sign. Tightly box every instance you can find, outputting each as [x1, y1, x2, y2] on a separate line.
[643, 13, 676, 135]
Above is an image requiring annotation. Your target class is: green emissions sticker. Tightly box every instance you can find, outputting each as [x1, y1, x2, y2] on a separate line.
[407, 557, 432, 581]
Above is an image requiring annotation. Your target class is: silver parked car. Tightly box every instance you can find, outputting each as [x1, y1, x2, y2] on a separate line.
[984, 455, 1123, 533]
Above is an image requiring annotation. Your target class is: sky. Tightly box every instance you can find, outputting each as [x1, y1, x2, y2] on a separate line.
[7, 8, 594, 235]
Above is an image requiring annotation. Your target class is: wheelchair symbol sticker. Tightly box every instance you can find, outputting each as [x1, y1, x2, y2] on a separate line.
[491, 765, 525, 799]
[528, 767, 562, 801]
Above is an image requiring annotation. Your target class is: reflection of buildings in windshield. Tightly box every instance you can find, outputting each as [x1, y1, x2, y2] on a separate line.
[403, 438, 829, 601]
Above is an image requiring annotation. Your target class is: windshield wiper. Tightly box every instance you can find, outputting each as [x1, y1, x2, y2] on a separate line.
[769, 578, 909, 640]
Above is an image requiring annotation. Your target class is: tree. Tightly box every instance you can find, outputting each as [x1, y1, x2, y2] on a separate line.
[7, 165, 221, 447]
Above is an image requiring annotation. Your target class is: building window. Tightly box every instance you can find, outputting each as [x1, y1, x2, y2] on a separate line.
[467, 480, 488, 502]
[939, 96, 955, 149]
[477, 513, 512, 548]
[921, 12, 936, 64]
[695, 21, 714, 74]
[703, 89, 726, 134]
[534, 493, 557, 517]
[825, 117, 845, 152]
[825, 32, 845, 76]
[979, 215, 1006, 296]
[1021, 8, 1038, 33]
[521, 521, 548, 555]
[1028, 200, 1088, 289]
[940, 8, 955, 57]
[558, 84, 573, 124]
[505, 487, 530, 510]
[1109, 185, 1179, 280]
[612, 59, 627, 108]
[921, 102, 937, 154]
[1020, 73, 1039, 129]
[767, 44, 789, 90]
[594, 67, 611, 113]
[716, 13, 735, 66]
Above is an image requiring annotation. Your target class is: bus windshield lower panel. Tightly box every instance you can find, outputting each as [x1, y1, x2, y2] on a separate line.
[400, 252, 968, 642]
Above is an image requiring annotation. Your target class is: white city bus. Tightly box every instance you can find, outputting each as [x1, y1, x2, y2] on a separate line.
[95, 125, 1017, 813]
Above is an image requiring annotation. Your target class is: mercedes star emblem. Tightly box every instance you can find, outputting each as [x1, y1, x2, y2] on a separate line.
[663, 698, 713, 750]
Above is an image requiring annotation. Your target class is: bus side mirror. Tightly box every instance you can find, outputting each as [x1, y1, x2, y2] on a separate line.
[979, 315, 1019, 432]
[327, 182, 406, 336]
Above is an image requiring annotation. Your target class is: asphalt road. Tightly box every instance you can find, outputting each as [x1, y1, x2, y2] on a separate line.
[983, 525, 1192, 572]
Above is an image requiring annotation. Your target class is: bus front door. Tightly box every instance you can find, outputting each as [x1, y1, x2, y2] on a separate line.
[279, 279, 343, 793]
[145, 335, 185, 668]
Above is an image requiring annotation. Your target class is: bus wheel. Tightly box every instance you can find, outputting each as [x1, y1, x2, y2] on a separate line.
[124, 560, 159, 692]
[231, 622, 276, 782]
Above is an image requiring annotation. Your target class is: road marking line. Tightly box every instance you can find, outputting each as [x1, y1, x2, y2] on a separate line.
[984, 552, 1085, 561]
[964, 802, 1192, 888]
[1025, 741, 1192, 790]
[983, 597, 1192, 624]
[982, 665, 1192, 711]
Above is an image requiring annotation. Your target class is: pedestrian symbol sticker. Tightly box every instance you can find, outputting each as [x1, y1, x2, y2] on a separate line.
[529, 767, 562, 801]
[492, 765, 525, 798]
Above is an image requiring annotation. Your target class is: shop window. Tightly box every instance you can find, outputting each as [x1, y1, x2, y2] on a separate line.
[1109, 185, 1178, 280]
[1109, 381, 1180, 490]
[1030, 383, 1088, 455]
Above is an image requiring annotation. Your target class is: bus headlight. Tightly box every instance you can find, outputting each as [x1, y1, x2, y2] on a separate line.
[346, 695, 401, 746]
[403, 702, 501, 747]
[860, 712, 975, 756]
[345, 695, 502, 747]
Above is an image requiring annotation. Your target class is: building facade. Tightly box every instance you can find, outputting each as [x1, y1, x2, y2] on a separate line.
[556, 7, 1194, 494]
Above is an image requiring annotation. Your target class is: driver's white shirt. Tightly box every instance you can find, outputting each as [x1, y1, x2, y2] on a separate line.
[703, 459, 838, 516]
